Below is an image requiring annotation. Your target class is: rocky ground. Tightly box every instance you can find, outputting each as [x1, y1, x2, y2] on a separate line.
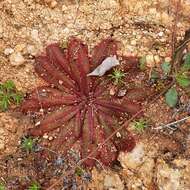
[0, 0, 190, 189]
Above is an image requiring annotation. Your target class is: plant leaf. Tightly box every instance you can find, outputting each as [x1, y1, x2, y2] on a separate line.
[3, 80, 15, 91]
[0, 94, 11, 111]
[150, 70, 159, 80]
[139, 56, 146, 71]
[11, 93, 23, 104]
[176, 73, 190, 87]
[165, 88, 178, 108]
[161, 62, 171, 75]
[181, 53, 190, 71]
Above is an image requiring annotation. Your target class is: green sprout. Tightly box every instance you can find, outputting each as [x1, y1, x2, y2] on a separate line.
[0, 183, 5, 190]
[175, 52, 190, 88]
[21, 137, 36, 153]
[75, 167, 84, 177]
[0, 80, 23, 111]
[132, 119, 148, 132]
[108, 69, 125, 85]
[28, 182, 40, 190]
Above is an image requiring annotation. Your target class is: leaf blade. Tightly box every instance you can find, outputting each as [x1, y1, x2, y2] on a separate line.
[165, 88, 178, 107]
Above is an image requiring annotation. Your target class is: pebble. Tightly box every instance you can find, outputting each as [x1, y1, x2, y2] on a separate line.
[4, 48, 14, 55]
[117, 89, 127, 97]
[110, 87, 116, 96]
[146, 54, 155, 68]
[14, 44, 25, 52]
[27, 45, 37, 56]
[50, 0, 57, 8]
[131, 39, 137, 46]
[9, 52, 25, 66]
[154, 55, 160, 64]
[31, 29, 39, 41]
[165, 57, 171, 62]
[104, 173, 124, 190]
[43, 134, 49, 139]
[44, 0, 57, 8]
[158, 31, 164, 37]
[48, 136, 53, 141]
[118, 143, 145, 170]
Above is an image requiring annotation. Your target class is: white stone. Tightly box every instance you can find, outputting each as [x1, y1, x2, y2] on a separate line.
[43, 134, 49, 139]
[118, 143, 145, 169]
[109, 88, 116, 96]
[48, 136, 53, 141]
[31, 29, 39, 41]
[4, 48, 14, 55]
[154, 55, 160, 64]
[146, 54, 155, 68]
[26, 45, 37, 56]
[9, 52, 25, 66]
[131, 39, 137, 46]
[158, 31, 164, 37]
[104, 173, 124, 190]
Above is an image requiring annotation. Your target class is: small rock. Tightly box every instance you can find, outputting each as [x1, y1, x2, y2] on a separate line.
[26, 45, 37, 56]
[104, 173, 124, 190]
[9, 52, 25, 66]
[117, 89, 127, 97]
[158, 31, 164, 37]
[110, 87, 116, 96]
[14, 44, 25, 52]
[146, 54, 155, 68]
[118, 143, 145, 170]
[131, 39, 137, 46]
[156, 159, 182, 190]
[160, 38, 166, 43]
[43, 134, 49, 139]
[4, 48, 14, 55]
[48, 136, 53, 141]
[62, 5, 68, 11]
[165, 57, 171, 63]
[31, 29, 39, 41]
[154, 55, 160, 64]
[50, 0, 57, 8]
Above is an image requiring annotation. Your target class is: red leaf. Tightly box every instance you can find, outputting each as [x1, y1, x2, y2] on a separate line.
[80, 111, 99, 167]
[35, 58, 66, 91]
[46, 43, 72, 77]
[28, 105, 83, 136]
[122, 56, 139, 71]
[114, 129, 136, 152]
[53, 126, 77, 154]
[87, 106, 95, 142]
[35, 56, 75, 90]
[122, 99, 142, 115]
[74, 110, 83, 138]
[95, 99, 127, 112]
[91, 38, 118, 67]
[96, 126, 117, 166]
[67, 37, 92, 95]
